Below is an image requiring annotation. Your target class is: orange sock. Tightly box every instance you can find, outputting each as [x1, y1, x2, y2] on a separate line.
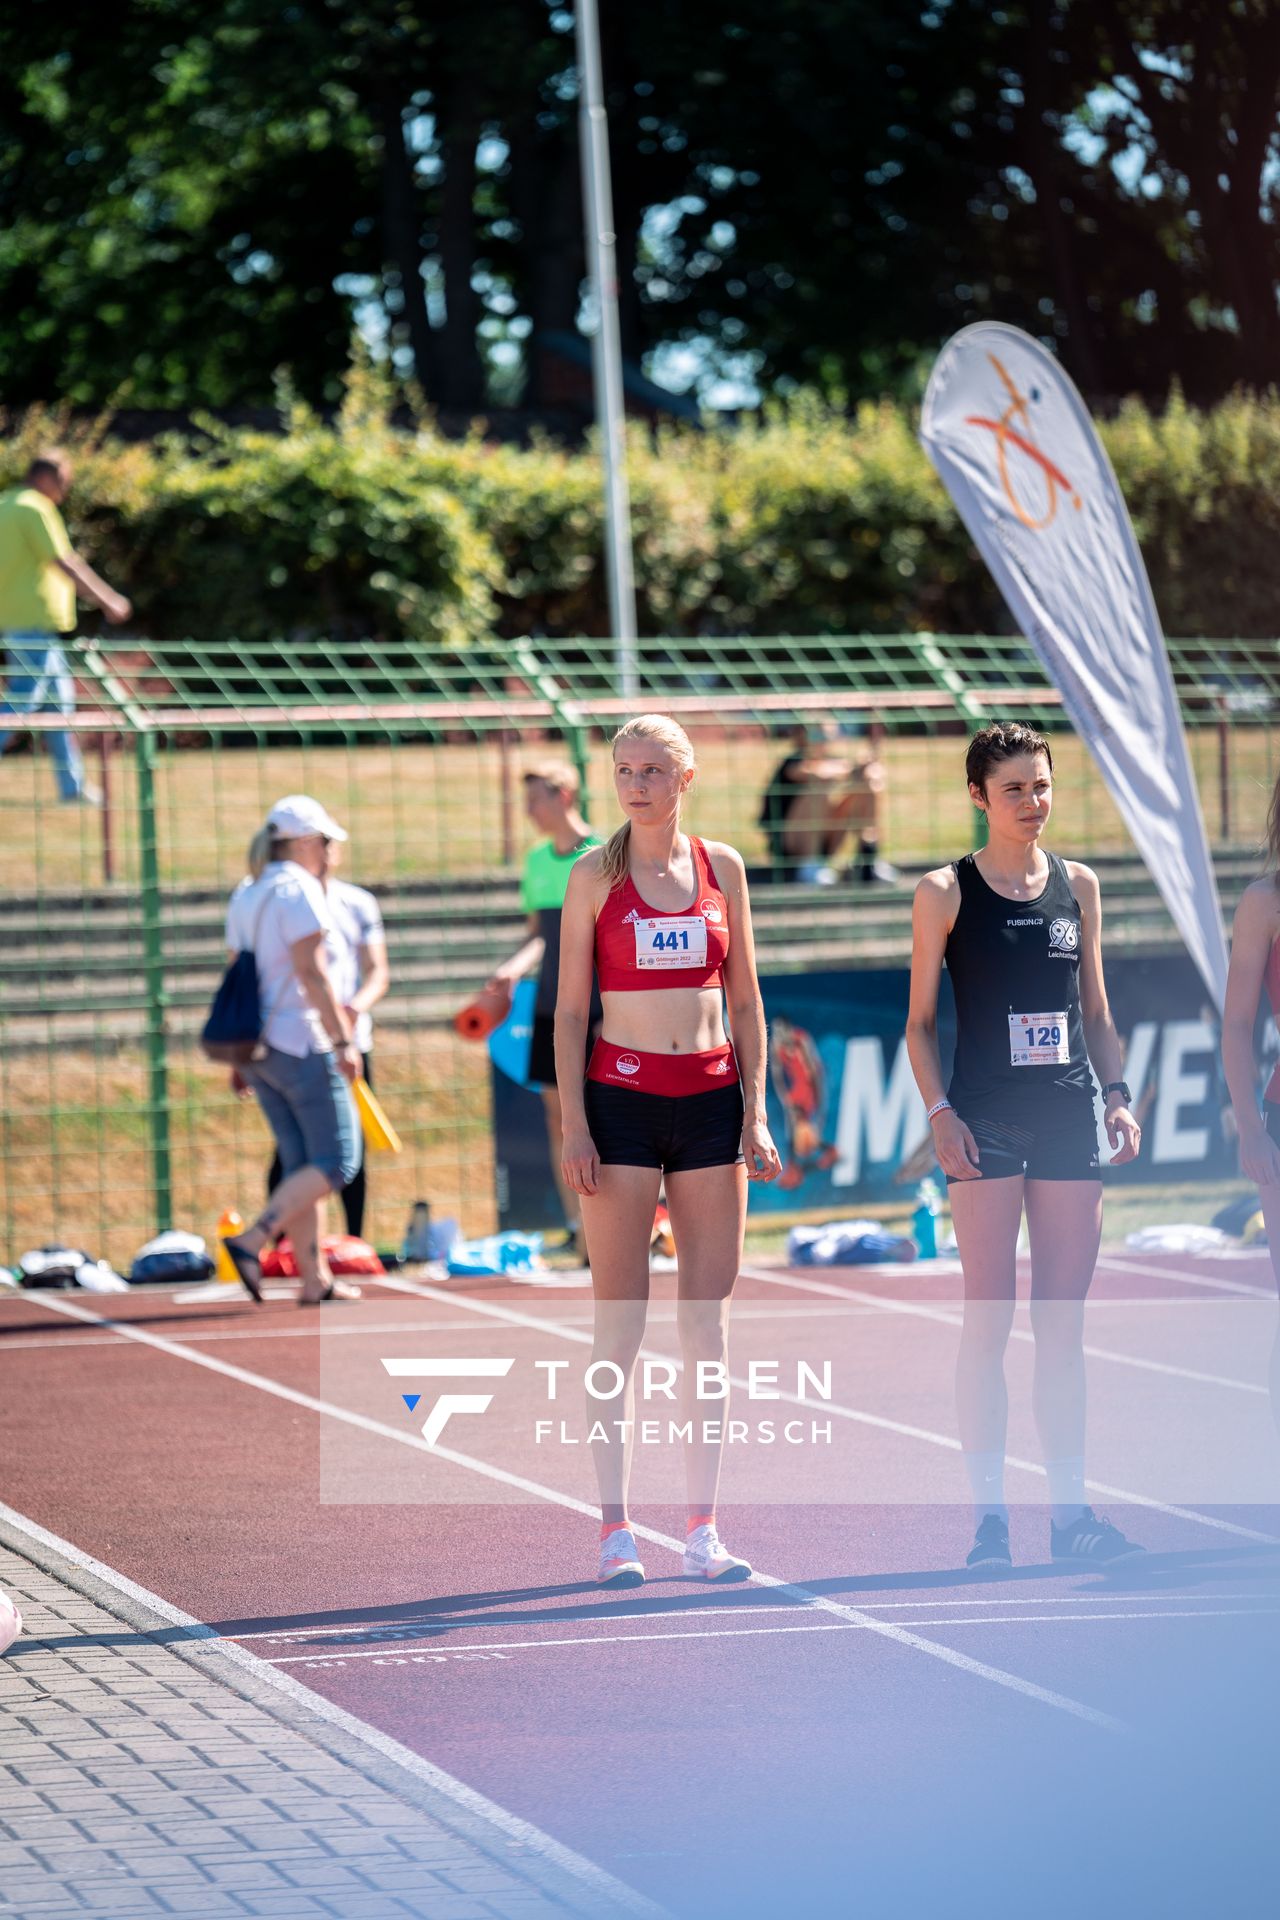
[687, 1512, 715, 1533]
[600, 1519, 631, 1540]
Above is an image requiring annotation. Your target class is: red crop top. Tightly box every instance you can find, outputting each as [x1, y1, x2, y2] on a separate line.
[594, 836, 731, 992]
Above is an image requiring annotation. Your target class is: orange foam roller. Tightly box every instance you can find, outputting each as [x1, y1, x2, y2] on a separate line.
[453, 980, 513, 1042]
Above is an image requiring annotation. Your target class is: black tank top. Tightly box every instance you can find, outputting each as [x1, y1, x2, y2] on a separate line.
[945, 852, 1094, 1107]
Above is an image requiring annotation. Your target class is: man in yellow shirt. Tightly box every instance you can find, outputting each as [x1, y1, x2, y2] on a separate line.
[0, 449, 132, 803]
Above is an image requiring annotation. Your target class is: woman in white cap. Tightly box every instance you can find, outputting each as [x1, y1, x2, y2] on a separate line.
[220, 795, 364, 1304]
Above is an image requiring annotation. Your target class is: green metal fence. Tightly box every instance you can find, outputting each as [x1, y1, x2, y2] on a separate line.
[2, 629, 1276, 1273]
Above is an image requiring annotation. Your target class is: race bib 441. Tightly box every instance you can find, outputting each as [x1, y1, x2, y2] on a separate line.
[635, 915, 709, 970]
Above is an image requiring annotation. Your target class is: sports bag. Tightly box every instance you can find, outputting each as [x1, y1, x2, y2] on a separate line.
[200, 950, 263, 1063]
[201, 882, 278, 1064]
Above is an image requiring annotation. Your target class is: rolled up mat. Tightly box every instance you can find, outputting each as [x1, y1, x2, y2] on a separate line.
[452, 979, 513, 1041]
[353, 1075, 403, 1153]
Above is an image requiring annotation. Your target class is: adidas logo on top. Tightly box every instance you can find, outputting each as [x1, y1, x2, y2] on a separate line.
[623, 908, 641, 923]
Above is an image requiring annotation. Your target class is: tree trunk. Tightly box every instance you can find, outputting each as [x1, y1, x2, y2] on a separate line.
[377, 91, 437, 395]
[509, 113, 583, 408]
[1022, 0, 1103, 395]
[1219, 15, 1280, 390]
[436, 99, 485, 411]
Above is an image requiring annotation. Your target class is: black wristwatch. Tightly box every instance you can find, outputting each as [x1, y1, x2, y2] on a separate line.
[1101, 1081, 1132, 1105]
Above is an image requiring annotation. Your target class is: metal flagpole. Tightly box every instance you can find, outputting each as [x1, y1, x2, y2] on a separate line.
[574, 0, 638, 699]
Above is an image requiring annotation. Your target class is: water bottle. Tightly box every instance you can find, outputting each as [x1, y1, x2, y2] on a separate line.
[911, 1180, 940, 1260]
[401, 1200, 433, 1264]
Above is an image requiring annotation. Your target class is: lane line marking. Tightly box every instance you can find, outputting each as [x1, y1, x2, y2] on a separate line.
[263, 1605, 1280, 1664]
[0, 1302, 887, 1355]
[381, 1271, 1279, 1548]
[0, 1317, 549, 1353]
[0, 1500, 667, 1920]
[744, 1267, 1268, 1395]
[233, 1589, 1280, 1644]
[1099, 1254, 1276, 1300]
[23, 1290, 1126, 1734]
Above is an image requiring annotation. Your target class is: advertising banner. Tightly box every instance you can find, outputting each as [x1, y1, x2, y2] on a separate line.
[492, 957, 1251, 1228]
[920, 322, 1229, 1010]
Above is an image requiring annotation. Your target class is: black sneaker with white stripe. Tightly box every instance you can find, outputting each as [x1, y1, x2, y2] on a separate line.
[1050, 1507, 1144, 1565]
[965, 1514, 1012, 1570]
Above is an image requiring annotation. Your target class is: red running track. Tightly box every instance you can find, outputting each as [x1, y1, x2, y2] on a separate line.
[3, 1254, 1279, 1918]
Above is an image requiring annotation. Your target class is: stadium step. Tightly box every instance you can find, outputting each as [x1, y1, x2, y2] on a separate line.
[2, 848, 1251, 1045]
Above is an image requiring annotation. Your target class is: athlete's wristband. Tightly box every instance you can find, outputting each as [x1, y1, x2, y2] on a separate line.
[926, 1098, 953, 1124]
[1101, 1081, 1132, 1105]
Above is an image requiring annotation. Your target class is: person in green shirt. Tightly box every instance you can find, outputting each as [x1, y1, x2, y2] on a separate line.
[0, 449, 132, 803]
[485, 760, 601, 1250]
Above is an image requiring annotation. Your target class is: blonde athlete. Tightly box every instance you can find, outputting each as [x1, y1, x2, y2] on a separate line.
[556, 715, 781, 1587]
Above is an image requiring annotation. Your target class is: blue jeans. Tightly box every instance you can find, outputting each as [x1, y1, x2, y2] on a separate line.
[244, 1046, 362, 1190]
[0, 633, 86, 799]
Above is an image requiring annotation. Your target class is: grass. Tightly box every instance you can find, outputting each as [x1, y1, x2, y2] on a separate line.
[0, 1028, 494, 1275]
[0, 718, 1269, 896]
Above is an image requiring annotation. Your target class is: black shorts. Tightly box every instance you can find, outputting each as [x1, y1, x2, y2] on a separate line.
[528, 1013, 557, 1086]
[528, 1014, 594, 1088]
[584, 1079, 745, 1174]
[945, 1097, 1099, 1183]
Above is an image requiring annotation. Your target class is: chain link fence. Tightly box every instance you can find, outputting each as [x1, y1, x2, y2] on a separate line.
[1, 630, 1274, 1271]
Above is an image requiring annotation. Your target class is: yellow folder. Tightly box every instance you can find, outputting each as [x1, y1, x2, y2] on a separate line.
[353, 1076, 403, 1154]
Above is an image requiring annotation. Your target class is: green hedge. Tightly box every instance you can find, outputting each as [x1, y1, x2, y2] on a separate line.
[4, 361, 1280, 649]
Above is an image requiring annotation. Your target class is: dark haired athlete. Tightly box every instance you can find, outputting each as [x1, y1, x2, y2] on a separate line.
[907, 722, 1144, 1569]
[557, 714, 781, 1588]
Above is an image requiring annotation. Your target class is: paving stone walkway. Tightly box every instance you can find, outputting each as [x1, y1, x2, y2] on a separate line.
[0, 1535, 640, 1920]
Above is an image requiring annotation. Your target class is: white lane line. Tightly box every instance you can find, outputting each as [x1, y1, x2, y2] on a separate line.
[265, 1605, 1280, 1666]
[0, 1500, 667, 1920]
[234, 1589, 1280, 1645]
[0, 1303, 887, 1354]
[381, 1271, 1279, 1548]
[0, 1317, 539, 1353]
[1099, 1254, 1276, 1300]
[744, 1267, 1268, 1396]
[25, 1290, 1124, 1734]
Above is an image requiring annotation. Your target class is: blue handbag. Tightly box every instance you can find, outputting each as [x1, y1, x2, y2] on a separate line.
[200, 886, 275, 1063]
[200, 949, 263, 1063]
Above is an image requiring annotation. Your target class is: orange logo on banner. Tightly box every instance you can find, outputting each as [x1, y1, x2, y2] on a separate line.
[965, 354, 1082, 530]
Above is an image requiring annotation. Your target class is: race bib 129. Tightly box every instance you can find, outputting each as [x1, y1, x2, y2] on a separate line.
[634, 915, 709, 970]
[1008, 1011, 1070, 1067]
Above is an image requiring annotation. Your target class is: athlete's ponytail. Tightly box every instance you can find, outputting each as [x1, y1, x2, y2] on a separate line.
[600, 713, 697, 892]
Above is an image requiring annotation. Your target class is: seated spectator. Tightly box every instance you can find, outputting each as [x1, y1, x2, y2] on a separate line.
[759, 721, 897, 884]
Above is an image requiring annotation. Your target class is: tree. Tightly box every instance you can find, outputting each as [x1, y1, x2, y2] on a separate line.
[2, 2, 1278, 414]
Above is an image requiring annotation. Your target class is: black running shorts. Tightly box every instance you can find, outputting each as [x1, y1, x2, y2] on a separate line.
[527, 1013, 557, 1086]
[944, 1097, 1100, 1183]
[584, 1079, 745, 1174]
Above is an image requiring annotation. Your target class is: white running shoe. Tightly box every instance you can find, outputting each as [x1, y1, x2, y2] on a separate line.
[597, 1528, 645, 1589]
[682, 1523, 752, 1582]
